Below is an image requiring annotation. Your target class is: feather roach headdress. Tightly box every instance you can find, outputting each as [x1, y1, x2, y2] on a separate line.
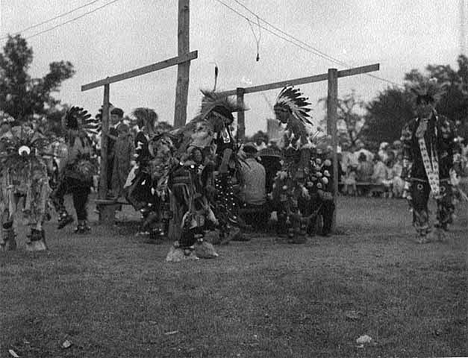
[274, 86, 313, 125]
[198, 89, 247, 123]
[63, 107, 100, 136]
[410, 78, 447, 104]
[132, 108, 158, 134]
[175, 89, 247, 138]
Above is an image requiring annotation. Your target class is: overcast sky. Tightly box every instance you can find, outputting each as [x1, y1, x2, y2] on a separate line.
[0, 0, 464, 134]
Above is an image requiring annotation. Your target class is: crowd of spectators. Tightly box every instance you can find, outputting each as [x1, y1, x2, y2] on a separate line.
[339, 133, 468, 198]
[339, 140, 405, 198]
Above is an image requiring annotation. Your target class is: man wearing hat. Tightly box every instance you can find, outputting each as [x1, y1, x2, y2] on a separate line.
[239, 142, 267, 230]
[400, 79, 457, 243]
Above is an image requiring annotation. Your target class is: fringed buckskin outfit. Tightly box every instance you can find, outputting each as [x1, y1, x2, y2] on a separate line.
[0, 117, 53, 251]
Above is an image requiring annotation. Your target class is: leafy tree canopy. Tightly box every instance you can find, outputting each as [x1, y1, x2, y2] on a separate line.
[364, 55, 468, 147]
[320, 90, 365, 149]
[0, 34, 75, 122]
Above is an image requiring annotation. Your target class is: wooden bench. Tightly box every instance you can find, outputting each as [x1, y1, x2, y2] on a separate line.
[95, 199, 132, 206]
[339, 182, 385, 196]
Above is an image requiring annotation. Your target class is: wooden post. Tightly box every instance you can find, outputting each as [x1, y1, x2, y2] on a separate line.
[236, 87, 246, 142]
[98, 83, 115, 224]
[327, 69, 338, 232]
[174, 0, 190, 128]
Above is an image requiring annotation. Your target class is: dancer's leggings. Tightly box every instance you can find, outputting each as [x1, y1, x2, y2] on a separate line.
[51, 176, 91, 221]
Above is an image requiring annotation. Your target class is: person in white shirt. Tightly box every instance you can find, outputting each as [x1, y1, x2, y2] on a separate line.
[239, 143, 268, 229]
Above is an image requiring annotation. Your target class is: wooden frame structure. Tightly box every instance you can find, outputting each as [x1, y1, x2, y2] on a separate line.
[81, 0, 196, 223]
[219, 63, 380, 231]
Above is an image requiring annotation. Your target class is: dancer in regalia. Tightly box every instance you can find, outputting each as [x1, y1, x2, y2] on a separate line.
[400, 79, 458, 243]
[271, 86, 314, 243]
[165, 90, 246, 260]
[0, 113, 53, 251]
[50, 107, 99, 234]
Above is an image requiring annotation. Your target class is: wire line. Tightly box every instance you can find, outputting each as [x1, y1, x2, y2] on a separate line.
[1, 0, 120, 41]
[218, 0, 401, 87]
[26, 0, 120, 40]
[0, 0, 102, 40]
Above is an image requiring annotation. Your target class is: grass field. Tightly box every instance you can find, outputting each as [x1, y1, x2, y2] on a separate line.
[0, 196, 467, 358]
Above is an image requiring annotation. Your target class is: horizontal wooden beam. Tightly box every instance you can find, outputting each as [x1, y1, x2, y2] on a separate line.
[337, 63, 380, 79]
[218, 63, 380, 96]
[81, 50, 198, 91]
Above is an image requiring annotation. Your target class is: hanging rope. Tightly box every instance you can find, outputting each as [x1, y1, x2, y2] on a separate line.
[247, 16, 262, 61]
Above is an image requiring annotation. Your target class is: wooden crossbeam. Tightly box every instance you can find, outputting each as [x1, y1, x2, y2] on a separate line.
[218, 64, 380, 96]
[81, 51, 198, 91]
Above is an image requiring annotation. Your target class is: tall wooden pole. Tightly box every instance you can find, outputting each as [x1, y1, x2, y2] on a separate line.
[236, 87, 246, 142]
[99, 83, 110, 201]
[98, 83, 116, 224]
[327, 69, 338, 232]
[174, 0, 190, 128]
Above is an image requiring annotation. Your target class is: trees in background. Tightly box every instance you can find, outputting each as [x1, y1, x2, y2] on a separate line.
[363, 87, 414, 149]
[320, 90, 366, 148]
[0, 34, 74, 124]
[364, 55, 468, 147]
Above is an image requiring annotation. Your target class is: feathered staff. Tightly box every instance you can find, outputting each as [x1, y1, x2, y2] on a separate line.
[213, 64, 219, 92]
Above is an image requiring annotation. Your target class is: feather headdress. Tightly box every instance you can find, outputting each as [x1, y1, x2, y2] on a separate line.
[63, 107, 100, 136]
[410, 78, 447, 104]
[274, 86, 313, 125]
[0, 124, 53, 173]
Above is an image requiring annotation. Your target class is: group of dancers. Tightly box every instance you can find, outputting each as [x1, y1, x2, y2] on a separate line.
[0, 79, 462, 253]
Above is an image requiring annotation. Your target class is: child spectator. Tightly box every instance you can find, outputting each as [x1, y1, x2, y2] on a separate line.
[371, 154, 387, 185]
[356, 152, 373, 182]
[392, 152, 405, 198]
[378, 142, 390, 163]
[356, 152, 374, 196]
[343, 165, 357, 196]
[382, 156, 395, 198]
[110, 122, 135, 200]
